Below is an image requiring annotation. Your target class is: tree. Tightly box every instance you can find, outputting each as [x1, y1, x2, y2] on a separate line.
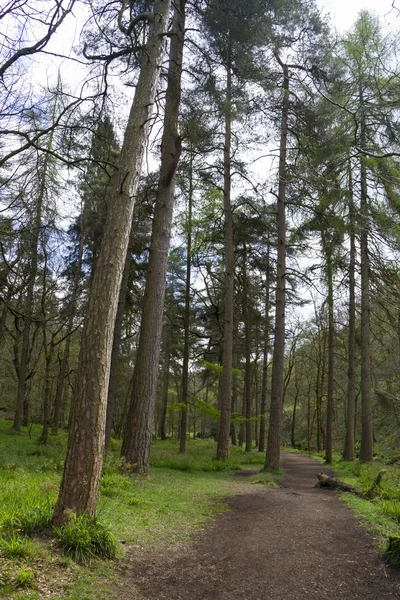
[120, 0, 186, 474]
[264, 53, 289, 471]
[200, 0, 270, 460]
[12, 105, 62, 431]
[340, 11, 400, 461]
[53, 0, 171, 524]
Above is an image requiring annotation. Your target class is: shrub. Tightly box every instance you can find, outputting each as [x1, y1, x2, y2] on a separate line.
[55, 515, 117, 563]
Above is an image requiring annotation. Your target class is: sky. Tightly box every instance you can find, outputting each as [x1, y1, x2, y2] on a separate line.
[318, 0, 399, 31]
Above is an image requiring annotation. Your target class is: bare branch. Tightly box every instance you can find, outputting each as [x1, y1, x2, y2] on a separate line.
[0, 1, 76, 78]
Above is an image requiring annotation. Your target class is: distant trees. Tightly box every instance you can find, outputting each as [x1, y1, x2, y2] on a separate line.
[1, 0, 400, 528]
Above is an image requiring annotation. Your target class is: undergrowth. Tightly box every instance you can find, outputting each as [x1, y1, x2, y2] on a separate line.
[54, 515, 117, 563]
[314, 452, 400, 564]
[0, 419, 268, 598]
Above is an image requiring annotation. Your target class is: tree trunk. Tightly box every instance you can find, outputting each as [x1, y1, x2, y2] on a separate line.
[264, 54, 288, 471]
[217, 47, 234, 461]
[291, 393, 298, 448]
[179, 151, 193, 454]
[359, 107, 373, 463]
[242, 245, 252, 453]
[39, 337, 55, 445]
[343, 162, 356, 461]
[0, 304, 7, 346]
[325, 246, 334, 464]
[13, 151, 49, 430]
[52, 1, 171, 525]
[159, 348, 171, 440]
[121, 0, 185, 474]
[53, 216, 85, 435]
[230, 314, 239, 446]
[259, 265, 270, 453]
[104, 233, 132, 452]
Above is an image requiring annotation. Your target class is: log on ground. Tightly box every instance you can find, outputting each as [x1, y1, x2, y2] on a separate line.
[316, 469, 386, 499]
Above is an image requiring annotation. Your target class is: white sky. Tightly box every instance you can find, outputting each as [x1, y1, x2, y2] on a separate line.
[318, 0, 399, 31]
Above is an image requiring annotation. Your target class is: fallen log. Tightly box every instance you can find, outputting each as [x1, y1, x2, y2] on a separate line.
[316, 473, 363, 496]
[316, 469, 386, 499]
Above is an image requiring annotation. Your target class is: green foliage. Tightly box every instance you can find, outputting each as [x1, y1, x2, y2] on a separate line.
[314, 453, 400, 559]
[149, 439, 264, 472]
[198, 359, 222, 375]
[1, 505, 52, 537]
[0, 419, 274, 596]
[386, 537, 400, 567]
[100, 473, 130, 498]
[54, 516, 117, 564]
[192, 397, 220, 420]
[380, 501, 400, 524]
[0, 535, 34, 559]
[13, 566, 36, 589]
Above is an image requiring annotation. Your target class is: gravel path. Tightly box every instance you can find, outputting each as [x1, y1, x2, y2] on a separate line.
[117, 452, 400, 599]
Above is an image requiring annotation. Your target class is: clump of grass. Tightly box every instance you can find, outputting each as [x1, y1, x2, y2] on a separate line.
[54, 515, 117, 563]
[127, 497, 141, 507]
[249, 470, 280, 486]
[0, 534, 34, 559]
[0, 503, 52, 537]
[386, 536, 400, 566]
[100, 473, 130, 498]
[380, 500, 400, 523]
[13, 566, 36, 589]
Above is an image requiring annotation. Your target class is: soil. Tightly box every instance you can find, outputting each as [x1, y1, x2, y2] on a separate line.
[115, 452, 400, 599]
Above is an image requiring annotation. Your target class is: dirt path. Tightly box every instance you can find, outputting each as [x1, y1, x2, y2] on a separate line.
[117, 452, 400, 599]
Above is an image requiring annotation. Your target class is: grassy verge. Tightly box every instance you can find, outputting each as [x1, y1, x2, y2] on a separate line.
[0, 420, 274, 598]
[329, 456, 400, 555]
[294, 446, 400, 560]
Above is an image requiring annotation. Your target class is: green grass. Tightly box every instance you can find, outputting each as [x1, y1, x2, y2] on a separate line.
[54, 516, 117, 563]
[148, 438, 266, 471]
[0, 535, 35, 559]
[0, 419, 269, 598]
[306, 451, 400, 559]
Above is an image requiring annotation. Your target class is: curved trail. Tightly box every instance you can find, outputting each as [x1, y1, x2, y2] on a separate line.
[118, 452, 400, 599]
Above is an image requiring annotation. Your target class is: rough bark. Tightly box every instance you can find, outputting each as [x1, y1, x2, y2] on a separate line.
[158, 348, 171, 440]
[120, 0, 185, 474]
[259, 265, 270, 453]
[230, 314, 239, 446]
[104, 234, 132, 452]
[216, 48, 234, 461]
[359, 106, 373, 463]
[52, 1, 170, 525]
[264, 54, 288, 471]
[317, 470, 386, 498]
[0, 304, 8, 345]
[39, 335, 55, 445]
[317, 473, 363, 495]
[242, 245, 252, 453]
[325, 246, 334, 465]
[343, 164, 356, 461]
[53, 217, 85, 435]
[179, 152, 193, 454]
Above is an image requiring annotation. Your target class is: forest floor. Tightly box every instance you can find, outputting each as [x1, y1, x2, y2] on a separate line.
[114, 452, 400, 600]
